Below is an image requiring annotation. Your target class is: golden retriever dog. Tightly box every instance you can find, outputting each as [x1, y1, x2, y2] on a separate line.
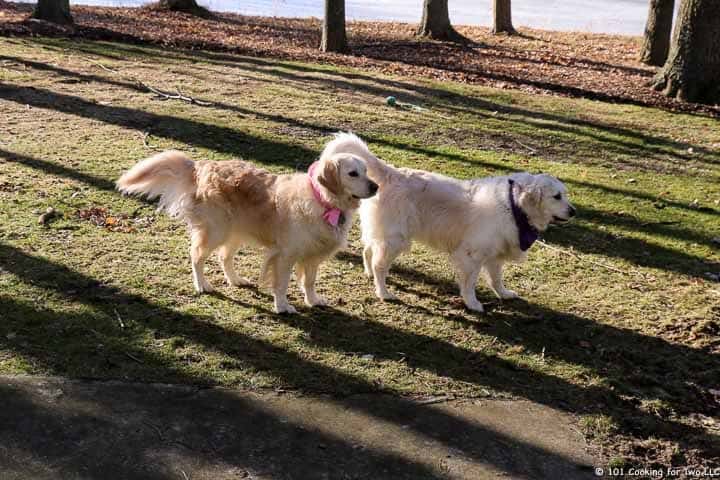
[117, 135, 378, 313]
[335, 133, 576, 312]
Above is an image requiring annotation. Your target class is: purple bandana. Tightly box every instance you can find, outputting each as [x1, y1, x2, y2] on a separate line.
[508, 179, 539, 251]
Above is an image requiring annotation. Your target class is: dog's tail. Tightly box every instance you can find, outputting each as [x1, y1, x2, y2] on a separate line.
[320, 132, 394, 185]
[116, 150, 196, 218]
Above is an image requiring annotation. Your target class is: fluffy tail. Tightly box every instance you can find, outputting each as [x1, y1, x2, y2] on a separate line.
[116, 150, 196, 218]
[320, 132, 394, 185]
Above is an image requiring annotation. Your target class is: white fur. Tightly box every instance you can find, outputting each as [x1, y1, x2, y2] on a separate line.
[117, 135, 378, 314]
[359, 147, 575, 312]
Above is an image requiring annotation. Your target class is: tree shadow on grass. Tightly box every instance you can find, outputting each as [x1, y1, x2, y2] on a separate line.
[351, 37, 654, 78]
[0, 346, 446, 480]
[4, 49, 719, 206]
[1, 53, 717, 277]
[0, 147, 120, 195]
[9, 7, 713, 117]
[4, 139, 717, 283]
[332, 251, 720, 428]
[0, 242, 597, 479]
[11, 41, 720, 175]
[1, 134, 716, 287]
[0, 81, 318, 171]
[133, 45, 720, 171]
[101, 43, 715, 157]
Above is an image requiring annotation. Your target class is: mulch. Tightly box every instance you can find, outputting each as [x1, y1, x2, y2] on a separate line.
[1, 0, 718, 117]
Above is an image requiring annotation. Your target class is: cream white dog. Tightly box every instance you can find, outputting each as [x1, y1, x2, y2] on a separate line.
[117, 135, 378, 314]
[339, 133, 575, 312]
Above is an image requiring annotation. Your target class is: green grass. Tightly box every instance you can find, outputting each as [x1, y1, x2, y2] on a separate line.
[0, 36, 719, 466]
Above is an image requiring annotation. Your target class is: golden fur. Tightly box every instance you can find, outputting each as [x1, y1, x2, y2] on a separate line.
[117, 135, 378, 313]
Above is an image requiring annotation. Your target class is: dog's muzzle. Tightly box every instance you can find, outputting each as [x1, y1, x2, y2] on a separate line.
[552, 206, 576, 224]
[354, 181, 378, 199]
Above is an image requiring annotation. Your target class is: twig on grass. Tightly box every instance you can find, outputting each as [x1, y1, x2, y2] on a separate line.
[640, 220, 681, 227]
[143, 420, 164, 440]
[416, 395, 453, 405]
[515, 139, 537, 155]
[537, 240, 628, 275]
[139, 130, 159, 150]
[82, 56, 213, 106]
[114, 308, 126, 329]
[139, 81, 213, 106]
[82, 56, 120, 75]
[124, 352, 144, 364]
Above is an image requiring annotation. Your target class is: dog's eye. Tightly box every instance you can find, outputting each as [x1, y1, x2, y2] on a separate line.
[348, 171, 359, 177]
[553, 193, 562, 200]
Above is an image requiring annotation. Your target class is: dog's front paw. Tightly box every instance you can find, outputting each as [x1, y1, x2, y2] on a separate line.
[498, 289, 520, 300]
[275, 303, 298, 314]
[227, 276, 253, 287]
[195, 282, 215, 294]
[305, 295, 328, 307]
[464, 300, 485, 312]
[376, 289, 398, 301]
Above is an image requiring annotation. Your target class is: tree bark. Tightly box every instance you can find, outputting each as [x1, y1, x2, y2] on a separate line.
[155, 0, 209, 16]
[639, 0, 675, 66]
[31, 0, 73, 24]
[492, 0, 516, 34]
[653, 0, 720, 103]
[321, 0, 348, 53]
[417, 0, 463, 41]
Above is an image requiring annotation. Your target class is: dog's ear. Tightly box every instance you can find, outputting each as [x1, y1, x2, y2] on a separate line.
[318, 157, 341, 195]
[518, 182, 543, 209]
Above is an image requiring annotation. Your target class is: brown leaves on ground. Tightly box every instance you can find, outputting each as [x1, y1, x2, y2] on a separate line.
[1, 1, 718, 116]
[76, 206, 135, 232]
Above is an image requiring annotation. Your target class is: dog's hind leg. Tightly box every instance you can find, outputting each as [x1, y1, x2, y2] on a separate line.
[297, 257, 326, 307]
[451, 250, 484, 312]
[371, 240, 404, 301]
[482, 260, 519, 300]
[218, 242, 252, 287]
[190, 228, 222, 294]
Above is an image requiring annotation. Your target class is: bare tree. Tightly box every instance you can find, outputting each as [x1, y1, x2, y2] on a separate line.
[321, 0, 348, 53]
[653, 0, 720, 103]
[417, 0, 463, 41]
[155, 0, 209, 16]
[639, 0, 675, 66]
[492, 0, 516, 34]
[31, 0, 72, 24]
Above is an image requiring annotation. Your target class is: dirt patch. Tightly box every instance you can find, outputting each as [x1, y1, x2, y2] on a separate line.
[76, 206, 153, 232]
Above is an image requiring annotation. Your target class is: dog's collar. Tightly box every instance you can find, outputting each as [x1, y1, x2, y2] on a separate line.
[308, 161, 345, 228]
[508, 179, 538, 251]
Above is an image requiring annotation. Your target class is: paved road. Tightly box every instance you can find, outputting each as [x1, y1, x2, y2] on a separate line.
[0, 376, 598, 479]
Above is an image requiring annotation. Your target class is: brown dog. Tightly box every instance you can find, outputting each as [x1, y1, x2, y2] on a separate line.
[117, 134, 378, 313]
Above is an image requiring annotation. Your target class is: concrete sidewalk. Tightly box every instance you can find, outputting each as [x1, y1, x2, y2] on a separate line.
[0, 376, 598, 479]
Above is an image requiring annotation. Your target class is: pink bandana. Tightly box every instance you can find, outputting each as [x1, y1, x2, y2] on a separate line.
[308, 162, 343, 227]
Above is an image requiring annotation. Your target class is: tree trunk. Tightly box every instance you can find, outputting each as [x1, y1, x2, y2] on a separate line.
[653, 0, 720, 103]
[639, 0, 675, 66]
[31, 0, 72, 24]
[492, 0, 516, 34]
[321, 0, 348, 53]
[417, 0, 462, 41]
[155, 0, 208, 15]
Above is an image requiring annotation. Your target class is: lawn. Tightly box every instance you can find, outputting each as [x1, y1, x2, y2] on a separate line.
[0, 35, 719, 468]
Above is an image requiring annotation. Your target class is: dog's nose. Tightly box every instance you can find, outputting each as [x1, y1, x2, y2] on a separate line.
[568, 205, 576, 217]
[369, 181, 378, 195]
